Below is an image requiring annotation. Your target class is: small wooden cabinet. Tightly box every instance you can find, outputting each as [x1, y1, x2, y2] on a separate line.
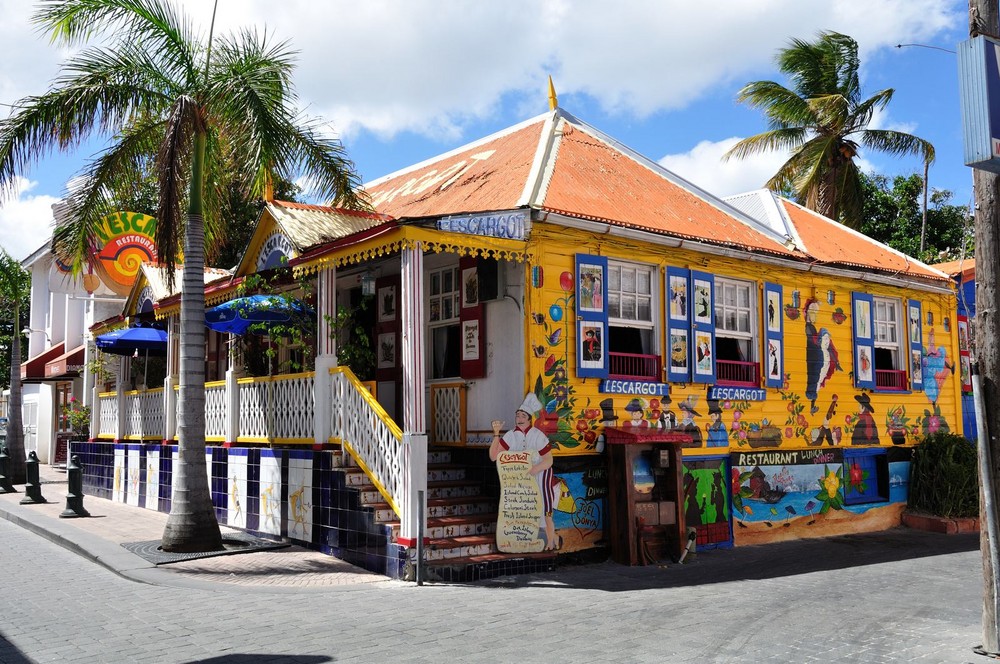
[605, 427, 689, 565]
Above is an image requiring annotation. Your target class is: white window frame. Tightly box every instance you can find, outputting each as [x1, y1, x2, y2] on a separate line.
[873, 296, 901, 370]
[426, 262, 462, 380]
[606, 260, 658, 353]
[714, 276, 757, 362]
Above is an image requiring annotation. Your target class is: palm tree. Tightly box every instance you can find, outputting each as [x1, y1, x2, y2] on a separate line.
[0, 249, 30, 485]
[0, 0, 365, 552]
[724, 31, 935, 227]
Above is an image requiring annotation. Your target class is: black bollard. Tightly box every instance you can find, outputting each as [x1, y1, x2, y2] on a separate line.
[60, 455, 90, 518]
[19, 451, 46, 504]
[0, 446, 16, 494]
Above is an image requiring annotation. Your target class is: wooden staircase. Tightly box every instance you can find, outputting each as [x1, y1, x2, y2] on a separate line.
[342, 448, 558, 581]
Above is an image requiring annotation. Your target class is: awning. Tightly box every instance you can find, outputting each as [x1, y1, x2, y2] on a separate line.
[21, 343, 65, 382]
[43, 344, 85, 380]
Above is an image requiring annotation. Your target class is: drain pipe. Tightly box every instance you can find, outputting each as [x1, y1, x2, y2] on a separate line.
[973, 362, 1000, 629]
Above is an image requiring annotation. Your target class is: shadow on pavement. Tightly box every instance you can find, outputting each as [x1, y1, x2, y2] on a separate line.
[479, 527, 980, 591]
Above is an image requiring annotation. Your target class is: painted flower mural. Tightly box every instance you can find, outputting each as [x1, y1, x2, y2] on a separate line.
[814, 464, 845, 513]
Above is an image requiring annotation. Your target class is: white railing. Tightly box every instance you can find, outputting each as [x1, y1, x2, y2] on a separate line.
[98, 392, 118, 438]
[204, 381, 227, 441]
[331, 366, 404, 517]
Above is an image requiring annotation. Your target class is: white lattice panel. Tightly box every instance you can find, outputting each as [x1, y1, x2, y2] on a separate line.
[331, 369, 404, 517]
[238, 381, 268, 441]
[139, 389, 164, 439]
[432, 385, 463, 444]
[123, 393, 142, 438]
[204, 383, 227, 439]
[272, 374, 314, 440]
[98, 394, 117, 438]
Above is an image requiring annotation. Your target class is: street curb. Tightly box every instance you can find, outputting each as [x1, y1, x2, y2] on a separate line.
[902, 510, 980, 534]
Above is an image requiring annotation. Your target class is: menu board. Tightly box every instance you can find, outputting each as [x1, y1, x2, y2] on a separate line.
[495, 451, 545, 553]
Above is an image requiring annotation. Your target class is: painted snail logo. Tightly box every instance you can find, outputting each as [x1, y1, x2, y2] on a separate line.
[58, 212, 158, 295]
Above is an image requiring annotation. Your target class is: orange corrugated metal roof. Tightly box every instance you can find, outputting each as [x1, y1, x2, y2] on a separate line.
[932, 258, 975, 280]
[365, 110, 798, 257]
[779, 198, 949, 281]
[365, 118, 544, 219]
[539, 117, 796, 256]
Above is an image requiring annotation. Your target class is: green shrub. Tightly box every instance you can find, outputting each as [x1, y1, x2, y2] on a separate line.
[908, 431, 978, 518]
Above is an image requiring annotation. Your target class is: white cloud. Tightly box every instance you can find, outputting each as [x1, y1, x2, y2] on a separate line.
[0, 177, 58, 260]
[118, 0, 962, 137]
[659, 137, 790, 198]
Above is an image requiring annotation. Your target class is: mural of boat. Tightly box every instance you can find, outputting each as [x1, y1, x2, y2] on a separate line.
[746, 467, 787, 504]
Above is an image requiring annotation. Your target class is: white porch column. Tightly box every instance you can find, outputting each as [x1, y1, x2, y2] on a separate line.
[89, 380, 101, 442]
[163, 315, 178, 443]
[313, 265, 337, 447]
[115, 356, 128, 442]
[399, 244, 427, 546]
[225, 334, 239, 445]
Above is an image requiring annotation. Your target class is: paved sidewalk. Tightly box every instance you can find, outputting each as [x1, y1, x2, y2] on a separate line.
[0, 463, 395, 592]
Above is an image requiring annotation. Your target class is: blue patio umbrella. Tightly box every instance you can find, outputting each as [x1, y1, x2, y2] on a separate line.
[95, 325, 168, 356]
[204, 294, 315, 335]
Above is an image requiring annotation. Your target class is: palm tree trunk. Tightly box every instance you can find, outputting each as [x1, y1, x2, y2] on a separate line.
[161, 129, 223, 552]
[6, 301, 26, 484]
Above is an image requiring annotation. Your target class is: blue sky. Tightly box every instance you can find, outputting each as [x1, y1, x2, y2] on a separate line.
[0, 0, 970, 261]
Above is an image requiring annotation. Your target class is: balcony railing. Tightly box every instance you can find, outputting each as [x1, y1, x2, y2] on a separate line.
[875, 369, 908, 391]
[608, 352, 662, 381]
[715, 359, 759, 387]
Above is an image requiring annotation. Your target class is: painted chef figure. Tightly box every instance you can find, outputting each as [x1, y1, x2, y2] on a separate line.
[490, 393, 560, 551]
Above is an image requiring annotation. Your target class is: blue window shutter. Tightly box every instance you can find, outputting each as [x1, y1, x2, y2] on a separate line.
[575, 254, 608, 379]
[763, 282, 784, 388]
[908, 299, 923, 391]
[666, 266, 692, 382]
[852, 292, 876, 390]
[691, 270, 716, 384]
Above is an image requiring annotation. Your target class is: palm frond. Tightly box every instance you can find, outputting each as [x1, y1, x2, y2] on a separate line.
[735, 80, 815, 129]
[861, 129, 935, 164]
[847, 88, 894, 133]
[723, 128, 808, 162]
[805, 94, 850, 133]
[35, 0, 198, 84]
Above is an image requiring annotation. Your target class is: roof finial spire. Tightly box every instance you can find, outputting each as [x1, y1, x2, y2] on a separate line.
[547, 75, 558, 110]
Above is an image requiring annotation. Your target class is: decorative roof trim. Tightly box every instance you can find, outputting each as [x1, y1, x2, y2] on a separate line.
[293, 226, 533, 277]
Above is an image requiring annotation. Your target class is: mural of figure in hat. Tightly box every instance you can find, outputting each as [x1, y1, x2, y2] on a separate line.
[852, 393, 880, 446]
[624, 398, 649, 428]
[705, 399, 728, 447]
[490, 392, 561, 550]
[595, 398, 618, 453]
[677, 395, 703, 447]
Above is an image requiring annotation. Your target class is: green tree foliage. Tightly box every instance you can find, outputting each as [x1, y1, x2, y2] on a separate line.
[725, 31, 934, 227]
[0, 0, 364, 552]
[857, 172, 973, 263]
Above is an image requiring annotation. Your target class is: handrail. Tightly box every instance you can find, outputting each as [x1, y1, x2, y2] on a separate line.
[330, 366, 403, 517]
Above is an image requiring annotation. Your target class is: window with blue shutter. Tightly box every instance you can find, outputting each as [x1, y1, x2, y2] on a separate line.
[691, 270, 716, 384]
[851, 292, 876, 390]
[907, 299, 923, 391]
[575, 254, 608, 379]
[666, 266, 691, 382]
[763, 282, 784, 388]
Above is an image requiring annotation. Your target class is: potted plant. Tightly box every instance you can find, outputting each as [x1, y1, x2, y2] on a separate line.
[904, 431, 979, 533]
[63, 397, 91, 440]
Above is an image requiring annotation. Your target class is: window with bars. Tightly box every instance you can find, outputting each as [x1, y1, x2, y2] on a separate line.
[714, 277, 758, 386]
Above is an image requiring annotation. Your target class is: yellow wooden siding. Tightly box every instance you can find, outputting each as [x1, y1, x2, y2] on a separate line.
[523, 226, 961, 457]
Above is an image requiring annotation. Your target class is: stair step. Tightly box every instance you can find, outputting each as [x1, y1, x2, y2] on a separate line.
[385, 513, 498, 541]
[356, 480, 484, 504]
[343, 463, 468, 487]
[424, 550, 558, 567]
[425, 534, 496, 561]
[368, 496, 496, 523]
